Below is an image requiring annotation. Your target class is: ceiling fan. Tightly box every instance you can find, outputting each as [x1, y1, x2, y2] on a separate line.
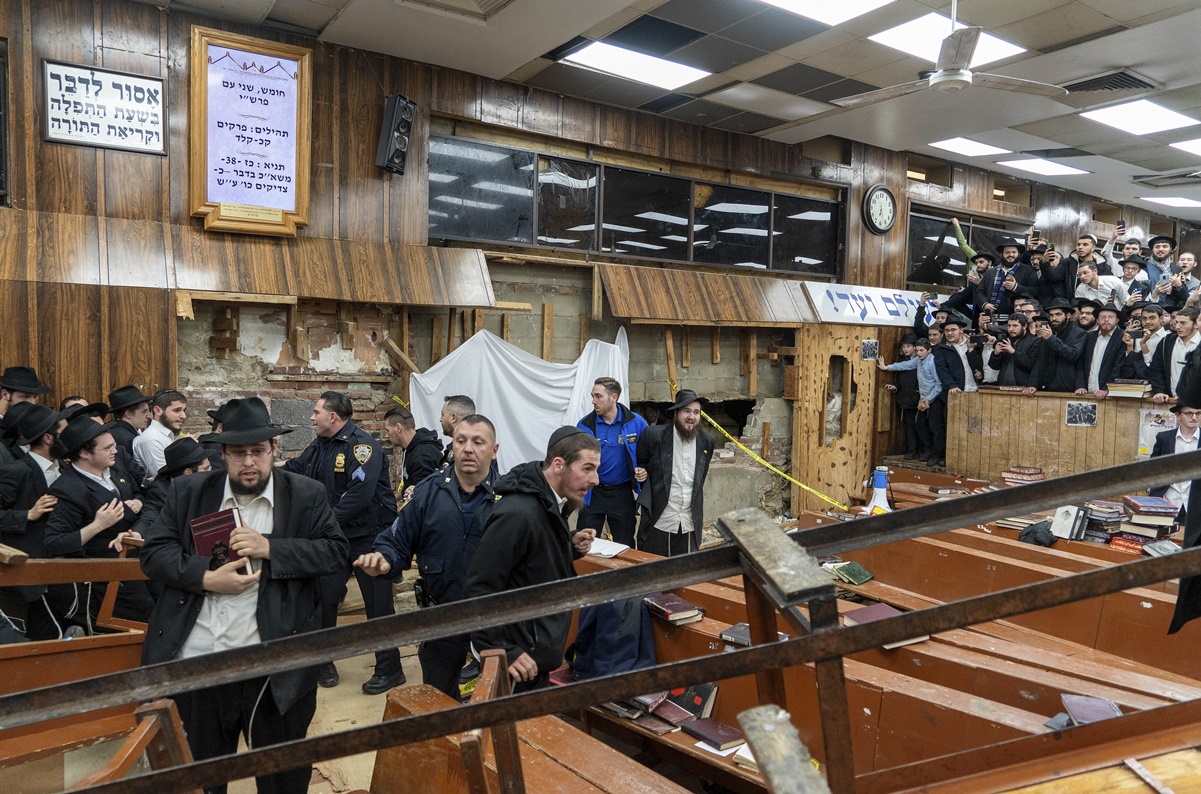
[831, 0, 1067, 110]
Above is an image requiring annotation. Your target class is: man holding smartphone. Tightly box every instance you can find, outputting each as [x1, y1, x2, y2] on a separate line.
[988, 314, 1044, 395]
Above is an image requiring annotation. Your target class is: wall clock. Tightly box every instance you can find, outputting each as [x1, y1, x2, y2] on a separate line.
[863, 184, 897, 235]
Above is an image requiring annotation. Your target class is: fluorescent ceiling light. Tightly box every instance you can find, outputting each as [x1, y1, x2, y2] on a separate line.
[929, 137, 1012, 157]
[472, 181, 533, 197]
[428, 210, 450, 218]
[1141, 196, 1201, 208]
[636, 211, 690, 225]
[758, 0, 895, 27]
[432, 196, 503, 210]
[566, 224, 596, 232]
[718, 228, 782, 236]
[619, 240, 667, 250]
[705, 203, 769, 214]
[1170, 138, 1201, 156]
[794, 256, 822, 265]
[996, 158, 1089, 176]
[428, 172, 458, 183]
[661, 235, 688, 242]
[538, 172, 598, 189]
[732, 262, 768, 269]
[869, 13, 1024, 68]
[563, 41, 709, 90]
[1082, 100, 1200, 136]
[429, 139, 509, 163]
[538, 236, 582, 244]
[789, 210, 831, 221]
[942, 268, 962, 276]
[600, 223, 645, 233]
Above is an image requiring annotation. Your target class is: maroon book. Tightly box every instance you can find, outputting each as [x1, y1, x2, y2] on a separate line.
[682, 718, 746, 751]
[190, 507, 244, 567]
[650, 699, 695, 726]
[644, 592, 703, 624]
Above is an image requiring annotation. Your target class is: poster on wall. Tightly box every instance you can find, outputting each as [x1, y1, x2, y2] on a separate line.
[43, 61, 165, 155]
[1138, 408, 1176, 460]
[189, 26, 311, 237]
[803, 283, 931, 327]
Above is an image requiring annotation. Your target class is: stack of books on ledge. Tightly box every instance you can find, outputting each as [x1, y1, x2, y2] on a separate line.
[596, 684, 722, 738]
[995, 512, 1051, 531]
[1111, 495, 1180, 553]
[1107, 379, 1152, 398]
[1081, 500, 1124, 544]
[1001, 466, 1044, 487]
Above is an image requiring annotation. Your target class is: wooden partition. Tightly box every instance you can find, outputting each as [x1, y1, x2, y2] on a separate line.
[945, 390, 1152, 480]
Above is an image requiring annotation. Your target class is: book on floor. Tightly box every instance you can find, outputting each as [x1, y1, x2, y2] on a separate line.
[189, 507, 244, 567]
[644, 592, 704, 625]
[681, 718, 746, 751]
[843, 602, 929, 649]
[1142, 539, 1182, 557]
[1061, 694, 1122, 725]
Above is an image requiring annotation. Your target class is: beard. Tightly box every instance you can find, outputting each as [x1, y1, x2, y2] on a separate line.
[49, 437, 68, 460]
[229, 472, 271, 496]
[674, 415, 697, 442]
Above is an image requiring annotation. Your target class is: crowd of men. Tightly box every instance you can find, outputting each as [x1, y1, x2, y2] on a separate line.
[0, 369, 712, 791]
[883, 229, 1200, 468]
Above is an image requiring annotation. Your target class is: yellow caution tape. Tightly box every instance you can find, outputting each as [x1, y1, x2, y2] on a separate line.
[667, 379, 849, 512]
[391, 395, 409, 407]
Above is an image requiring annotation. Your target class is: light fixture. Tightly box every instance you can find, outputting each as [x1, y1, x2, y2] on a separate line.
[635, 211, 690, 225]
[432, 195, 503, 210]
[600, 223, 646, 233]
[869, 13, 1024, 68]
[993, 188, 1006, 198]
[472, 181, 533, 197]
[538, 172, 598, 189]
[428, 172, 458, 183]
[618, 240, 668, 250]
[907, 169, 927, 181]
[429, 139, 509, 163]
[661, 235, 688, 242]
[1141, 197, 1201, 208]
[793, 256, 822, 265]
[1170, 138, 1201, 156]
[718, 228, 782, 236]
[757, 0, 896, 27]
[788, 211, 831, 221]
[996, 158, 1089, 176]
[428, 210, 450, 218]
[1081, 100, 1200, 136]
[563, 41, 709, 90]
[705, 203, 770, 214]
[929, 137, 1012, 157]
[538, 236, 582, 244]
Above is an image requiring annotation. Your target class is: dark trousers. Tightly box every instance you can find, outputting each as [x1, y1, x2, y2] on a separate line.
[900, 408, 920, 455]
[577, 484, 637, 546]
[928, 398, 948, 457]
[319, 533, 400, 676]
[25, 583, 89, 640]
[639, 527, 697, 557]
[419, 633, 469, 701]
[913, 410, 934, 457]
[175, 678, 316, 794]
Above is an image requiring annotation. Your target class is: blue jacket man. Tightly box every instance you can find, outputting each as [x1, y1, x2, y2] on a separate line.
[576, 378, 648, 547]
[282, 391, 400, 695]
[357, 414, 498, 700]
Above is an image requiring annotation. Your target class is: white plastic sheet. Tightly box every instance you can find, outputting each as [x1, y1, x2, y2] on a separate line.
[408, 328, 630, 473]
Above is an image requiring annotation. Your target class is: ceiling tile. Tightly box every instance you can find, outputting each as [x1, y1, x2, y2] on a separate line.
[638, 93, 693, 113]
[850, 55, 932, 88]
[751, 63, 843, 95]
[803, 38, 908, 78]
[525, 62, 614, 96]
[954, 0, 1078, 31]
[675, 73, 740, 94]
[1078, 0, 1197, 25]
[659, 98, 742, 125]
[993, 5, 1124, 52]
[707, 82, 831, 120]
[836, 0, 937, 38]
[604, 15, 705, 57]
[584, 78, 669, 107]
[266, 0, 342, 31]
[1013, 114, 1131, 147]
[1117, 148, 1201, 172]
[649, 0, 766, 34]
[582, 7, 643, 39]
[709, 111, 789, 134]
[505, 58, 554, 83]
[775, 29, 858, 62]
[724, 53, 796, 81]
[668, 35, 766, 73]
[719, 8, 829, 52]
[803, 78, 879, 103]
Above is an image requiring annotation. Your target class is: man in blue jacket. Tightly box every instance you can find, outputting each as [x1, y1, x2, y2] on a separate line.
[355, 414, 498, 700]
[576, 377, 647, 547]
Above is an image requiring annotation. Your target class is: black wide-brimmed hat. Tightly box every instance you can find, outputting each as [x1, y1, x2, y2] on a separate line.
[970, 251, 996, 265]
[157, 437, 211, 478]
[108, 385, 151, 414]
[942, 312, 970, 328]
[667, 388, 709, 414]
[0, 366, 50, 395]
[60, 416, 113, 457]
[1148, 235, 1177, 250]
[995, 238, 1027, 255]
[1119, 254, 1148, 268]
[204, 397, 292, 445]
[15, 405, 61, 447]
[1171, 396, 1201, 414]
[1097, 302, 1122, 318]
[60, 402, 110, 424]
[1045, 298, 1074, 311]
[0, 402, 37, 441]
[1075, 298, 1103, 314]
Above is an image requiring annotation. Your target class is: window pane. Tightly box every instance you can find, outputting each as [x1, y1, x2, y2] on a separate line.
[906, 214, 965, 288]
[537, 157, 597, 251]
[601, 167, 690, 260]
[772, 195, 840, 276]
[693, 184, 771, 269]
[969, 223, 1018, 261]
[427, 137, 534, 244]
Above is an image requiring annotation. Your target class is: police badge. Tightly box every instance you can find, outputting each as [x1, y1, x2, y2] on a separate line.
[354, 444, 372, 464]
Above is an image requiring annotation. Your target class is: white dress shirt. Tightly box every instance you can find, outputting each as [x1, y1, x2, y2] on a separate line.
[181, 475, 274, 659]
[1075, 276, 1130, 309]
[30, 451, 60, 486]
[654, 428, 696, 535]
[74, 465, 117, 493]
[1170, 332, 1201, 397]
[952, 341, 977, 392]
[1088, 330, 1116, 392]
[1143, 327, 1170, 367]
[1165, 429, 1199, 510]
[133, 419, 178, 481]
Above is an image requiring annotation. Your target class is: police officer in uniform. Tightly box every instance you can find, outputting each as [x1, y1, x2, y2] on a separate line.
[283, 391, 402, 694]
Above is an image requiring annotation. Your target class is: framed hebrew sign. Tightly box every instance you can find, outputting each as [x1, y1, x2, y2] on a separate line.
[189, 26, 312, 237]
[43, 60, 166, 154]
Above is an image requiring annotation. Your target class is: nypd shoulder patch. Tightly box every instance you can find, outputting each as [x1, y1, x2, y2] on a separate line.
[353, 444, 372, 464]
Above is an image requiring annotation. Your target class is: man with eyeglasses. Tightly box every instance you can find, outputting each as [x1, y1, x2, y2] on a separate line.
[1149, 400, 1201, 522]
[140, 397, 346, 793]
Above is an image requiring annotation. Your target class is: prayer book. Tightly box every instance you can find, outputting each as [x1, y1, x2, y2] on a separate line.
[843, 603, 929, 649]
[644, 592, 704, 625]
[586, 537, 630, 558]
[732, 743, 758, 771]
[682, 718, 746, 751]
[665, 683, 718, 719]
[719, 622, 790, 647]
[189, 507, 244, 567]
[1062, 694, 1122, 725]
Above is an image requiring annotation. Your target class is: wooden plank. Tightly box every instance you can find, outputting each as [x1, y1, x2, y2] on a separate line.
[542, 303, 554, 361]
[432, 316, 445, 363]
[591, 266, 604, 321]
[338, 304, 356, 350]
[473, 308, 485, 337]
[501, 313, 510, 342]
[665, 329, 677, 394]
[447, 308, 458, 354]
[748, 330, 758, 396]
[712, 328, 721, 365]
[493, 301, 532, 312]
[681, 327, 691, 368]
[737, 705, 829, 794]
[0, 544, 28, 566]
[179, 290, 296, 306]
[383, 336, 422, 375]
[740, 331, 748, 376]
[579, 315, 590, 356]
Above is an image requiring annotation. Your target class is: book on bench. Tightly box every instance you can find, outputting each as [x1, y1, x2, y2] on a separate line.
[190, 507, 244, 567]
[843, 602, 929, 649]
[644, 592, 704, 625]
[732, 743, 757, 771]
[681, 718, 746, 751]
[719, 622, 790, 647]
[1062, 694, 1122, 725]
[665, 683, 718, 719]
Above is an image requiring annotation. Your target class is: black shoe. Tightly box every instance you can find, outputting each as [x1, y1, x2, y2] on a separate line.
[362, 670, 406, 695]
[919, 451, 933, 462]
[904, 452, 919, 460]
[931, 458, 946, 468]
[318, 662, 340, 688]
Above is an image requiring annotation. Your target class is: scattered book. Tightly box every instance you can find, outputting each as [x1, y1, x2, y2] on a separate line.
[1117, 522, 1171, 539]
[649, 699, 694, 726]
[995, 513, 1050, 531]
[189, 507, 244, 567]
[824, 561, 873, 585]
[1122, 495, 1181, 516]
[1061, 694, 1122, 725]
[929, 485, 970, 495]
[1050, 505, 1088, 541]
[644, 592, 704, 625]
[601, 701, 642, 720]
[1125, 512, 1177, 528]
[1001, 466, 1044, 487]
[681, 718, 746, 751]
[1143, 539, 1182, 557]
[1107, 379, 1151, 398]
[1043, 712, 1073, 731]
[633, 712, 680, 735]
[665, 683, 718, 719]
[719, 622, 790, 647]
[631, 691, 669, 711]
[842, 602, 929, 649]
[732, 743, 758, 771]
[586, 537, 630, 558]
[548, 665, 573, 686]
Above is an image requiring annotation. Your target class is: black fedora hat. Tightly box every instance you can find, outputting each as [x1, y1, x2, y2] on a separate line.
[1045, 298, 1074, 312]
[15, 405, 61, 447]
[995, 238, 1027, 255]
[667, 388, 709, 414]
[0, 402, 37, 441]
[60, 402, 110, 424]
[1119, 254, 1148, 268]
[1097, 302, 1122, 318]
[942, 312, 970, 328]
[0, 366, 50, 395]
[1075, 297, 1103, 313]
[157, 437, 211, 478]
[59, 416, 112, 457]
[1148, 235, 1177, 250]
[970, 251, 996, 265]
[205, 397, 292, 445]
[107, 385, 151, 414]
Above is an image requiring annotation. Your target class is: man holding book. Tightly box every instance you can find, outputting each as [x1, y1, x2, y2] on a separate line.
[140, 397, 347, 794]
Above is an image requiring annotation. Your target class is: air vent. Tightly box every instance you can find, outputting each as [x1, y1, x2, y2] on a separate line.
[1065, 71, 1155, 93]
[1132, 169, 1201, 189]
[1022, 148, 1093, 159]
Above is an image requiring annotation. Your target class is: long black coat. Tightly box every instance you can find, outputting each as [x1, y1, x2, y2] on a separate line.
[1080, 331, 1126, 392]
[139, 469, 347, 713]
[43, 464, 140, 558]
[635, 423, 715, 547]
[1040, 323, 1088, 393]
[0, 455, 54, 600]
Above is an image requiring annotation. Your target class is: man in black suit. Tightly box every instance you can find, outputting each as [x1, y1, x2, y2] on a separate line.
[139, 397, 347, 793]
[43, 417, 154, 626]
[635, 389, 715, 557]
[1036, 299, 1088, 393]
[1151, 306, 1201, 402]
[974, 239, 1037, 315]
[988, 314, 1044, 393]
[1149, 401, 1201, 521]
[1077, 303, 1126, 401]
[0, 366, 50, 419]
[106, 386, 152, 487]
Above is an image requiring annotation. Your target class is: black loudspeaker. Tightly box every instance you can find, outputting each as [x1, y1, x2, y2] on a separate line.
[375, 94, 416, 174]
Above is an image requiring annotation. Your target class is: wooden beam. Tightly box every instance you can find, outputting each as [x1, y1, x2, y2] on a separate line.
[591, 266, 604, 321]
[739, 331, 748, 376]
[501, 313, 510, 342]
[383, 336, 423, 375]
[628, 318, 804, 328]
[447, 309, 458, 353]
[473, 308, 485, 337]
[493, 301, 533, 312]
[0, 543, 29, 566]
[288, 305, 308, 362]
[712, 328, 721, 364]
[212, 316, 239, 332]
[431, 316, 444, 363]
[541, 303, 554, 361]
[178, 290, 297, 306]
[665, 329, 677, 396]
[209, 308, 237, 360]
[399, 308, 411, 404]
[338, 304, 356, 350]
[579, 315, 591, 356]
[748, 330, 758, 396]
[681, 327, 691, 368]
[174, 290, 194, 320]
[761, 421, 771, 462]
